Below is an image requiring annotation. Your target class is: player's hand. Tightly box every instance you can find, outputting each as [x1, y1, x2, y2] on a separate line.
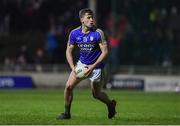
[84, 65, 95, 77]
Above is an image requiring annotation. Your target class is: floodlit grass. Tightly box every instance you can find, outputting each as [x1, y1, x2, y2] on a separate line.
[0, 89, 180, 125]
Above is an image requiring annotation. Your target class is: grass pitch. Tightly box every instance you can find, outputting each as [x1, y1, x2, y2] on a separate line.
[0, 89, 180, 125]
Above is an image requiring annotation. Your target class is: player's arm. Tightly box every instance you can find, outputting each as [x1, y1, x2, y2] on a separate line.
[66, 31, 76, 71]
[92, 42, 108, 68]
[85, 41, 108, 77]
[66, 43, 75, 71]
[91, 29, 108, 69]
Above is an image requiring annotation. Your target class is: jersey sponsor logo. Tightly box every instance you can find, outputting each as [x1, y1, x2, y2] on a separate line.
[78, 43, 95, 52]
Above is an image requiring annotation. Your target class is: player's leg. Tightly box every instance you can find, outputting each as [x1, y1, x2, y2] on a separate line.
[91, 81, 116, 119]
[91, 81, 111, 104]
[89, 69, 117, 119]
[57, 71, 82, 119]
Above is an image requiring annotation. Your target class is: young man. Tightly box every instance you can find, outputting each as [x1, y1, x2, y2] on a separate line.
[57, 8, 116, 119]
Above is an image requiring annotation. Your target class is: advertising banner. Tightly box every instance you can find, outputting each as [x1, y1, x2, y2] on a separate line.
[0, 76, 33, 88]
[109, 77, 144, 90]
[145, 77, 180, 92]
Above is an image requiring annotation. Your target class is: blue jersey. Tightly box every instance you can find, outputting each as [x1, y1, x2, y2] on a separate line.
[68, 26, 107, 68]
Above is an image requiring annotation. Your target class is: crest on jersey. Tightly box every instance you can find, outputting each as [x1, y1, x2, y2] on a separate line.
[76, 37, 81, 41]
[90, 36, 94, 41]
[83, 37, 87, 42]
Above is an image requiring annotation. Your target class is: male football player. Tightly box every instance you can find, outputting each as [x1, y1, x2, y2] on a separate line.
[57, 8, 116, 119]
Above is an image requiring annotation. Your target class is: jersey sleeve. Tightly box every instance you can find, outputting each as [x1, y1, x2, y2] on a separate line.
[96, 29, 106, 44]
[67, 31, 76, 45]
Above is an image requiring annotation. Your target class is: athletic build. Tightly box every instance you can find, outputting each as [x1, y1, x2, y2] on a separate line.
[57, 8, 116, 119]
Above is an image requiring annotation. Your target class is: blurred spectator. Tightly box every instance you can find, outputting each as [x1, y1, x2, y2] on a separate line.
[16, 44, 30, 65]
[46, 23, 58, 64]
[4, 57, 11, 65]
[34, 48, 45, 72]
[16, 55, 26, 65]
[3, 56, 15, 71]
[162, 57, 172, 67]
[108, 32, 122, 66]
[0, 15, 10, 36]
[34, 48, 45, 64]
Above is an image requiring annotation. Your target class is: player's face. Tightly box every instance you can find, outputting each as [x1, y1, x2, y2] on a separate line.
[81, 13, 94, 28]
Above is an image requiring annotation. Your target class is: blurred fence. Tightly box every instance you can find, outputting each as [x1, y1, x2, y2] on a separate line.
[0, 64, 69, 73]
[1, 64, 180, 75]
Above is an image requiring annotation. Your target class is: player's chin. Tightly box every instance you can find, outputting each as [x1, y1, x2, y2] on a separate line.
[88, 24, 94, 28]
[88, 25, 96, 31]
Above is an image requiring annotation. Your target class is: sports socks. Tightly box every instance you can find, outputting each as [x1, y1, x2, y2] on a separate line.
[65, 105, 70, 114]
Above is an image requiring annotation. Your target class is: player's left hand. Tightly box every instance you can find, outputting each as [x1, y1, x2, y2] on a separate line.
[84, 65, 95, 77]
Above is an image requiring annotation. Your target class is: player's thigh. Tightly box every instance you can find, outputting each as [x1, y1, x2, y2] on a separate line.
[66, 71, 82, 88]
[89, 68, 103, 92]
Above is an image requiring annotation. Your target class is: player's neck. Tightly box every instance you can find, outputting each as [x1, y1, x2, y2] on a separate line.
[81, 25, 90, 34]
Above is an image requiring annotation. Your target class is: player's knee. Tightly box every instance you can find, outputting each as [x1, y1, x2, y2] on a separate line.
[66, 85, 73, 92]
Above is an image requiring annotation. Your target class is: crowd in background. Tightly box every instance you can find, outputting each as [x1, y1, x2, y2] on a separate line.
[99, 0, 180, 67]
[0, 0, 86, 66]
[0, 0, 180, 67]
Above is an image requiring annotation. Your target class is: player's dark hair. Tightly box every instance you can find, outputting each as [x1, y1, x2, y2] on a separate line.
[79, 8, 94, 18]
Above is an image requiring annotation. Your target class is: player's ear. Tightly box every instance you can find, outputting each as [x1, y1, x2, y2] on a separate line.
[80, 15, 85, 23]
[80, 18, 84, 24]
